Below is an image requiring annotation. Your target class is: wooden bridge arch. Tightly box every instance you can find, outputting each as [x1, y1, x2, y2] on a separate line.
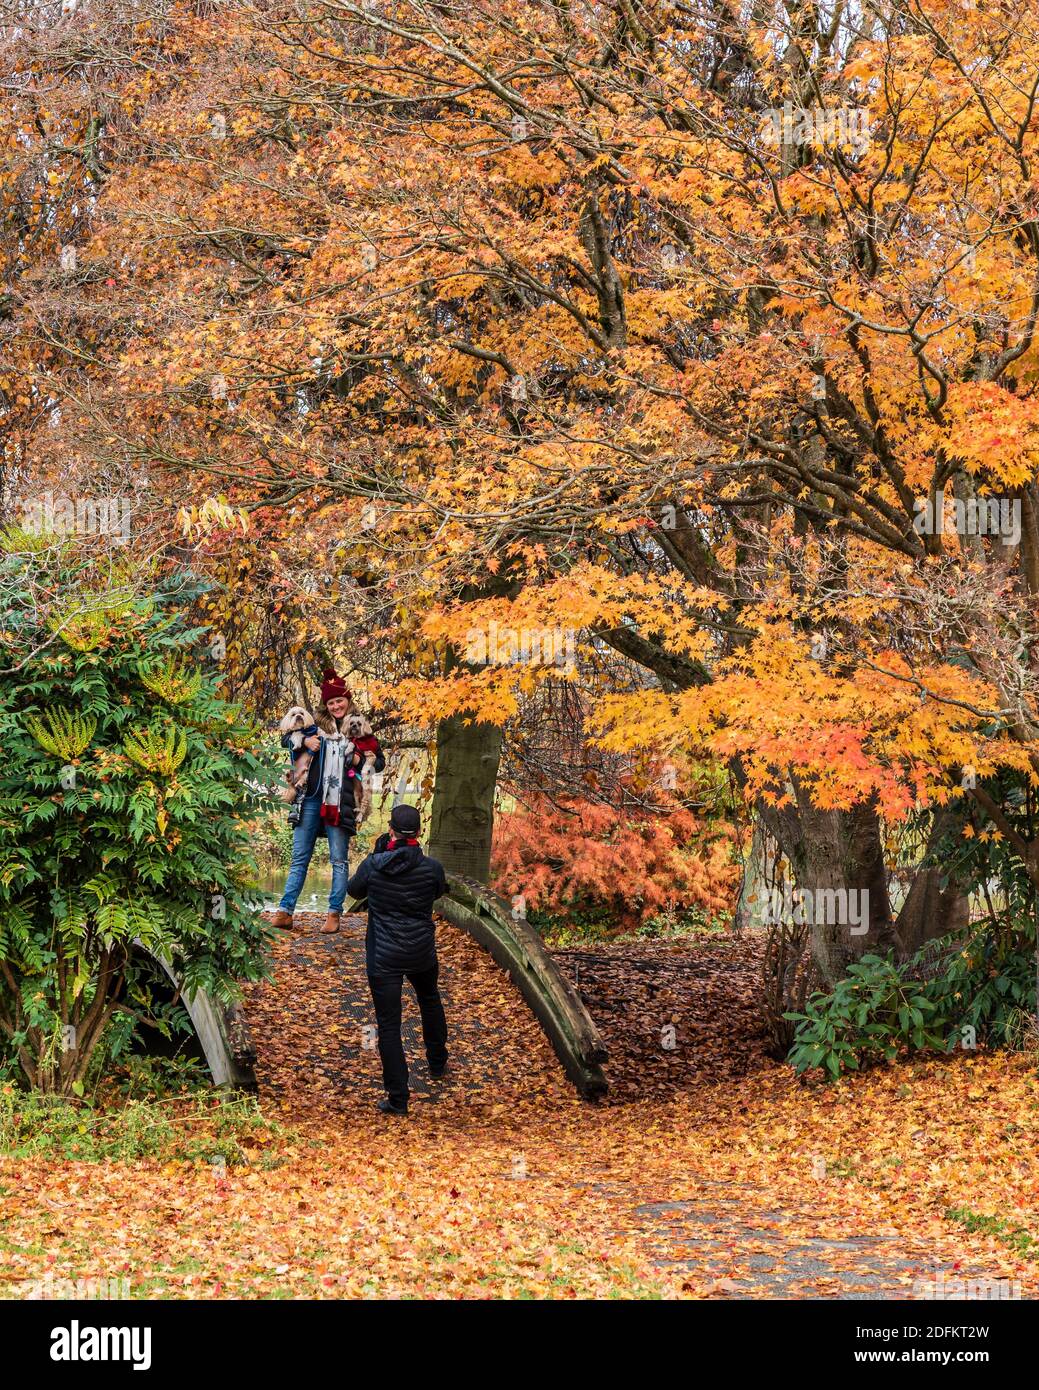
[437, 874, 608, 1099]
[135, 945, 258, 1092]
[158, 877, 607, 1100]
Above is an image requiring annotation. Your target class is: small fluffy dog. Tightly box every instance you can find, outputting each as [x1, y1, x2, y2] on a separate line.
[344, 712, 379, 824]
[276, 705, 319, 806]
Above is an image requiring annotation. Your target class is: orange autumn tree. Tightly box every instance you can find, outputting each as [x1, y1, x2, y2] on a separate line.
[5, 0, 1039, 988]
[493, 798, 737, 934]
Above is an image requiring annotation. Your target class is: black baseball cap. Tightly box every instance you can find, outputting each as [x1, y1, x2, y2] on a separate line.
[390, 804, 421, 835]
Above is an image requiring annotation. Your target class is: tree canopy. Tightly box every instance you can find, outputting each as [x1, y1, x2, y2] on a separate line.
[4, 0, 1039, 981]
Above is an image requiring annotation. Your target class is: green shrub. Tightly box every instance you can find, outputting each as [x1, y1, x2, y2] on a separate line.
[527, 901, 615, 946]
[0, 1084, 280, 1163]
[0, 538, 277, 1094]
[787, 921, 1037, 1079]
[637, 905, 730, 939]
[786, 954, 945, 1078]
[107, 1051, 214, 1102]
[924, 922, 1036, 1045]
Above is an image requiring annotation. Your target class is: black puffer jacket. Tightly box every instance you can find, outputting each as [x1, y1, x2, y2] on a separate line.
[347, 840, 448, 975]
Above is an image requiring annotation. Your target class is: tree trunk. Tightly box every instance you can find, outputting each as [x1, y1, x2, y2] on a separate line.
[757, 784, 898, 985]
[892, 870, 969, 958]
[734, 817, 770, 932]
[428, 715, 503, 882]
[891, 809, 971, 958]
[425, 573, 516, 882]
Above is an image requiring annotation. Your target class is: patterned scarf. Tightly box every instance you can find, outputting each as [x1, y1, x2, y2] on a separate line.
[320, 728, 351, 825]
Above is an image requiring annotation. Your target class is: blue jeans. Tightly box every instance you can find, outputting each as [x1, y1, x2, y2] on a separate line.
[279, 795, 350, 914]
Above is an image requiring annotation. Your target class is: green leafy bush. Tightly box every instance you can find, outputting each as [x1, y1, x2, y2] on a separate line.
[786, 954, 946, 1078]
[0, 538, 276, 1093]
[924, 922, 1036, 1045]
[787, 921, 1037, 1079]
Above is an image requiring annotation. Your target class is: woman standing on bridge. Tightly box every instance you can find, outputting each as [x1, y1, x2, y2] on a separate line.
[271, 669, 386, 935]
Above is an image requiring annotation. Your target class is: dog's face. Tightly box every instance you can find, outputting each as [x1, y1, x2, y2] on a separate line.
[279, 705, 313, 734]
[344, 713, 373, 739]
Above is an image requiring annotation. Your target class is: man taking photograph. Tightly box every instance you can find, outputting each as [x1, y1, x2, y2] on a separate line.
[347, 804, 449, 1115]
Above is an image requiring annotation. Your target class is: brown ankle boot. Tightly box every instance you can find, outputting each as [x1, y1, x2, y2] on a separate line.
[322, 912, 341, 934]
[270, 910, 294, 929]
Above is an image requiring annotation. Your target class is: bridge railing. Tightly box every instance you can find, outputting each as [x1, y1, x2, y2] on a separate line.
[434, 874, 608, 1099]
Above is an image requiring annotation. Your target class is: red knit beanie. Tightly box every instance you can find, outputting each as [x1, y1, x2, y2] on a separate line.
[320, 668, 350, 705]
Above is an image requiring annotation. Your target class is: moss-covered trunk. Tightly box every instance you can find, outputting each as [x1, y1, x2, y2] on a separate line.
[427, 715, 503, 883]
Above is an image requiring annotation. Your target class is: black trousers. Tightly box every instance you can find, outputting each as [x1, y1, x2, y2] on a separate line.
[367, 960, 447, 1106]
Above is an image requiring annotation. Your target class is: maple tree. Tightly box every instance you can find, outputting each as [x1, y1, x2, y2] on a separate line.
[4, 0, 1039, 1001]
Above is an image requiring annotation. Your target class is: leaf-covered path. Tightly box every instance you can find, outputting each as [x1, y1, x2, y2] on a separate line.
[233, 914, 1032, 1299]
[2, 917, 1036, 1300]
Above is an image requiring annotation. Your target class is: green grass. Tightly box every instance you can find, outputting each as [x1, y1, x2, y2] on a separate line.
[945, 1205, 1039, 1259]
[0, 1085, 282, 1164]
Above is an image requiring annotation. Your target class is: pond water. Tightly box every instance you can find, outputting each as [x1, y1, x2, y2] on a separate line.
[254, 819, 390, 911]
[255, 863, 335, 914]
[253, 814, 398, 912]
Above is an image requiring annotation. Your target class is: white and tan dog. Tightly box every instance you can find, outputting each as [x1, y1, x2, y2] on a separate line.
[343, 712, 378, 823]
[276, 705, 319, 803]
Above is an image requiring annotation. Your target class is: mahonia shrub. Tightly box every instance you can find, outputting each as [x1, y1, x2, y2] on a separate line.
[0, 535, 274, 1094]
[491, 795, 738, 934]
